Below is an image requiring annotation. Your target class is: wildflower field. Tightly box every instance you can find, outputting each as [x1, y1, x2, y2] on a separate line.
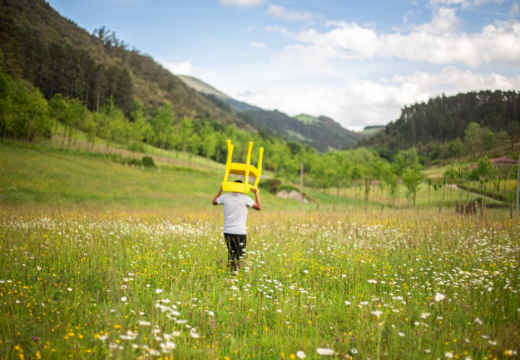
[0, 208, 519, 360]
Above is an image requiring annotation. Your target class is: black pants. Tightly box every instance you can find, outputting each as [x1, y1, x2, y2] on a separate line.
[224, 233, 246, 269]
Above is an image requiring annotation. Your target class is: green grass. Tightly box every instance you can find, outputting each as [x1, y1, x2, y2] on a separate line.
[0, 140, 506, 213]
[458, 180, 516, 203]
[293, 114, 319, 124]
[0, 208, 518, 359]
[1, 140, 519, 359]
[0, 140, 308, 211]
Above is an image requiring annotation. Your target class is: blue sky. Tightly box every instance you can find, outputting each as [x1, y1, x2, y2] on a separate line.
[48, 0, 520, 130]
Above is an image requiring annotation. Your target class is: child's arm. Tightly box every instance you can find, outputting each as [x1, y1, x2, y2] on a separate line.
[212, 185, 223, 206]
[251, 187, 262, 211]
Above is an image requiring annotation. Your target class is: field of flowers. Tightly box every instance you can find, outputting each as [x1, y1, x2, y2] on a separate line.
[0, 208, 519, 359]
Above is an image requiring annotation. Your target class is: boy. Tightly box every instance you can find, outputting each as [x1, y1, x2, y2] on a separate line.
[212, 180, 261, 270]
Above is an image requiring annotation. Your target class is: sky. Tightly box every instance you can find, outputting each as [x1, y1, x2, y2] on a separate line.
[47, 0, 520, 131]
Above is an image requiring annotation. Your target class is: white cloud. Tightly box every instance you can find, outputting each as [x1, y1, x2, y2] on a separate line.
[233, 67, 520, 130]
[266, 4, 313, 21]
[510, 1, 519, 16]
[266, 25, 289, 34]
[279, 18, 520, 68]
[412, 6, 461, 34]
[163, 61, 193, 75]
[219, 0, 265, 7]
[250, 41, 266, 48]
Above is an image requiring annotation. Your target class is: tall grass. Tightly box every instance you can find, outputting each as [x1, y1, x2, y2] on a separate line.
[0, 208, 518, 359]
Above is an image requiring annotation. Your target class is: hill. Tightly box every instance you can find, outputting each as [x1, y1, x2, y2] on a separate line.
[175, 75, 367, 151]
[360, 125, 385, 136]
[357, 90, 520, 159]
[294, 114, 319, 124]
[0, 0, 239, 124]
[244, 110, 365, 152]
[177, 75, 232, 100]
[0, 0, 370, 154]
[0, 139, 368, 211]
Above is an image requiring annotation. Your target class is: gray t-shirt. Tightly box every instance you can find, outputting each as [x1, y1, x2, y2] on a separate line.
[216, 193, 255, 235]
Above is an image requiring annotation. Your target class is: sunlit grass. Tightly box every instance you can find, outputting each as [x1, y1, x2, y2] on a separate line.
[0, 208, 518, 359]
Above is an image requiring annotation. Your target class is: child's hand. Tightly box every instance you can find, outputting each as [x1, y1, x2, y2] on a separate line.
[251, 186, 258, 194]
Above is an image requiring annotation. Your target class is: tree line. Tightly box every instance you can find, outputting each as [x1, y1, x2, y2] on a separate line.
[359, 90, 520, 162]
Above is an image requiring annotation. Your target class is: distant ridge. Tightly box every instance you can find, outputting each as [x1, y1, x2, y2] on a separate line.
[175, 75, 368, 151]
[177, 75, 232, 100]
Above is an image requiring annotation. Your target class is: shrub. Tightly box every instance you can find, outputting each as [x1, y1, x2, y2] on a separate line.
[142, 156, 156, 168]
[259, 179, 282, 194]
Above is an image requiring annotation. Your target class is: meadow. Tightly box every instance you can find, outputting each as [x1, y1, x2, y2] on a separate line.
[1, 141, 519, 359]
[1, 208, 519, 360]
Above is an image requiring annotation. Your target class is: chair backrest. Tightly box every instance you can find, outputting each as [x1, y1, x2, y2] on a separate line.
[222, 140, 263, 193]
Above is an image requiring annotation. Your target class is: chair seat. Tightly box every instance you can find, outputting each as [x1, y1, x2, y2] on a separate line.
[222, 182, 255, 193]
[228, 163, 260, 177]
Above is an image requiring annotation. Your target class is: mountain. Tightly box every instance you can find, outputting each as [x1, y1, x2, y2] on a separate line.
[177, 76, 367, 151]
[0, 0, 238, 124]
[243, 110, 365, 152]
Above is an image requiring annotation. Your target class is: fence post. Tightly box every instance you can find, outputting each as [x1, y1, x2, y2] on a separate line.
[300, 162, 303, 211]
[516, 155, 519, 211]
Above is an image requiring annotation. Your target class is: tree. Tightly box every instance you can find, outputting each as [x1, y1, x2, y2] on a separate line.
[402, 164, 424, 207]
[484, 131, 495, 154]
[425, 177, 434, 206]
[213, 131, 227, 164]
[464, 122, 481, 158]
[103, 95, 116, 153]
[83, 115, 97, 151]
[200, 123, 217, 164]
[154, 103, 173, 150]
[68, 99, 87, 148]
[333, 151, 351, 205]
[449, 139, 462, 159]
[476, 156, 494, 194]
[49, 94, 67, 145]
[188, 133, 202, 164]
[25, 87, 48, 143]
[179, 116, 193, 164]
[495, 131, 511, 149]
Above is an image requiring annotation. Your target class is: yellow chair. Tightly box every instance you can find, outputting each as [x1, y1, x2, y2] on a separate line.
[222, 140, 264, 194]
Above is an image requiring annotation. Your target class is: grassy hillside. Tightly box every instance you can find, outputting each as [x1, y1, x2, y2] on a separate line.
[1, 139, 503, 213]
[294, 114, 319, 124]
[359, 126, 384, 136]
[0, 0, 239, 124]
[1, 140, 364, 211]
[177, 75, 232, 100]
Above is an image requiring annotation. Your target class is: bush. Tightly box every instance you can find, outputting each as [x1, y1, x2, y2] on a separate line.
[259, 179, 282, 194]
[129, 142, 145, 153]
[142, 156, 156, 168]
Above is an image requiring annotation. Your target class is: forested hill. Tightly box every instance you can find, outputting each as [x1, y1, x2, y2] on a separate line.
[357, 90, 520, 158]
[0, 0, 247, 126]
[243, 110, 363, 152]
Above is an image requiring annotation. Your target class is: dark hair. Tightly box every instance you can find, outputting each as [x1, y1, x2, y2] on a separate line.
[234, 180, 244, 184]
